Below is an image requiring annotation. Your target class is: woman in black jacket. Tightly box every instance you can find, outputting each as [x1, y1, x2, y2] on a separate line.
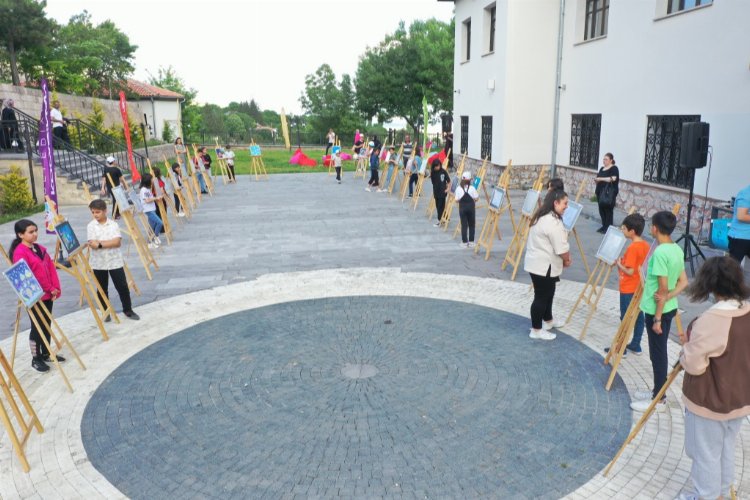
[594, 152, 619, 233]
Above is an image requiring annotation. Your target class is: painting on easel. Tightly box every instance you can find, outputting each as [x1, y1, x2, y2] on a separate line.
[128, 188, 144, 213]
[250, 145, 262, 157]
[54, 220, 82, 257]
[521, 190, 540, 217]
[596, 226, 628, 265]
[562, 200, 584, 231]
[490, 187, 506, 210]
[3, 259, 44, 308]
[112, 186, 132, 212]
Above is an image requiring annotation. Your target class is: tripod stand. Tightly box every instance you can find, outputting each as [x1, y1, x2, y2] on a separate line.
[675, 169, 705, 275]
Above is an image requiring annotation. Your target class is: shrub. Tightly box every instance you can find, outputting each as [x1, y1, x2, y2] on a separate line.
[162, 120, 174, 143]
[0, 166, 35, 214]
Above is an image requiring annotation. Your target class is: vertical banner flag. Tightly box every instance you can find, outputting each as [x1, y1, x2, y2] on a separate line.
[280, 108, 291, 150]
[422, 94, 429, 155]
[39, 78, 57, 234]
[118, 91, 141, 182]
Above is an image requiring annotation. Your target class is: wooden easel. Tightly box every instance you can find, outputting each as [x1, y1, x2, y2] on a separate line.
[386, 143, 404, 195]
[213, 140, 231, 184]
[0, 348, 44, 472]
[119, 177, 160, 248]
[453, 157, 489, 239]
[500, 166, 549, 280]
[354, 151, 367, 180]
[249, 140, 269, 180]
[564, 256, 617, 340]
[191, 143, 216, 195]
[185, 146, 208, 199]
[163, 156, 193, 216]
[0, 243, 27, 372]
[398, 153, 413, 202]
[568, 179, 593, 280]
[439, 153, 467, 228]
[474, 159, 514, 259]
[146, 159, 174, 244]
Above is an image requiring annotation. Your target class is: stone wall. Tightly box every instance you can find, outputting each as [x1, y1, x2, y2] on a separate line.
[459, 157, 728, 238]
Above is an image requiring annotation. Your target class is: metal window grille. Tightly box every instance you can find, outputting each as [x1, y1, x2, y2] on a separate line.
[569, 114, 601, 169]
[481, 116, 492, 160]
[642, 115, 700, 189]
[489, 7, 496, 52]
[584, 0, 609, 40]
[460, 116, 469, 154]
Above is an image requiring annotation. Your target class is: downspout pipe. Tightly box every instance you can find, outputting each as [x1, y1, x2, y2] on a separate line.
[550, 0, 565, 179]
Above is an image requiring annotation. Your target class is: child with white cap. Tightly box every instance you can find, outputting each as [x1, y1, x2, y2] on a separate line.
[454, 171, 479, 247]
[100, 156, 124, 219]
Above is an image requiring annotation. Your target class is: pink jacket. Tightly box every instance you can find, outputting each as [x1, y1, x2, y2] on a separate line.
[12, 243, 62, 300]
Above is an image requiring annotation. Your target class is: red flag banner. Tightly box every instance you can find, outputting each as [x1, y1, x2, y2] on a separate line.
[118, 91, 141, 182]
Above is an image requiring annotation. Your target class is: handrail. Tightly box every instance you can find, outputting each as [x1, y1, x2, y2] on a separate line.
[66, 118, 148, 166]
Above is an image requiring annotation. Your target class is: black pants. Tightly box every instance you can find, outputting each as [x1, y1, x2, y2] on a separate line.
[107, 189, 120, 218]
[598, 202, 614, 230]
[645, 309, 676, 399]
[52, 126, 70, 148]
[173, 193, 182, 213]
[29, 299, 53, 357]
[459, 204, 476, 242]
[409, 173, 418, 195]
[529, 270, 558, 330]
[335, 166, 341, 181]
[93, 267, 132, 313]
[728, 237, 750, 264]
[325, 142, 333, 155]
[227, 164, 236, 181]
[435, 195, 447, 222]
[369, 168, 379, 187]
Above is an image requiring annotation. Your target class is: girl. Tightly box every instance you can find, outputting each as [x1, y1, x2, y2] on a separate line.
[455, 171, 479, 247]
[170, 163, 185, 216]
[594, 152, 619, 233]
[174, 137, 187, 175]
[139, 174, 163, 248]
[10, 219, 63, 372]
[523, 190, 571, 340]
[325, 128, 335, 156]
[366, 146, 380, 192]
[679, 256, 750, 500]
[224, 145, 236, 183]
[408, 146, 422, 197]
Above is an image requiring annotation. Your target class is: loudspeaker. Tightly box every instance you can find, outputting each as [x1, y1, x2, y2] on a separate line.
[679, 122, 709, 169]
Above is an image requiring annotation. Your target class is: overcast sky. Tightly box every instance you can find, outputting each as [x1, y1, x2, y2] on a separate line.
[45, 0, 455, 114]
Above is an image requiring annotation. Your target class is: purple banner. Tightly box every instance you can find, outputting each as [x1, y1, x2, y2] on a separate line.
[39, 78, 57, 234]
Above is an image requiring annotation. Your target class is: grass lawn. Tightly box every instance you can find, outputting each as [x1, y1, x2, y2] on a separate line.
[208, 147, 360, 175]
[0, 204, 45, 225]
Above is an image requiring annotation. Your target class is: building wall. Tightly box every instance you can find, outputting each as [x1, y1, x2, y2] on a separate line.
[141, 99, 183, 140]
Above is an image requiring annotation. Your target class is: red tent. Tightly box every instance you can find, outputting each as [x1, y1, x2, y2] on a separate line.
[289, 148, 317, 167]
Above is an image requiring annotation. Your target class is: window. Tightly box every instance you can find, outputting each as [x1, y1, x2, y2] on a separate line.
[462, 19, 472, 61]
[643, 115, 700, 189]
[584, 0, 609, 40]
[484, 4, 496, 53]
[460, 116, 469, 154]
[569, 114, 601, 169]
[481, 116, 492, 160]
[668, 0, 712, 14]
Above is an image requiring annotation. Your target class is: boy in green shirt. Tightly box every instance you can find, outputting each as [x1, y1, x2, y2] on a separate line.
[630, 211, 689, 412]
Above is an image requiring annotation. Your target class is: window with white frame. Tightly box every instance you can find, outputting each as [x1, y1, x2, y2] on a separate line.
[667, 0, 712, 14]
[584, 0, 609, 40]
[462, 18, 472, 62]
[484, 4, 496, 54]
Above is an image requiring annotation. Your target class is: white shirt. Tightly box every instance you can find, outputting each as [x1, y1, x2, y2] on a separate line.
[50, 108, 64, 128]
[139, 187, 157, 213]
[224, 150, 235, 166]
[524, 212, 570, 277]
[454, 185, 479, 201]
[86, 219, 124, 270]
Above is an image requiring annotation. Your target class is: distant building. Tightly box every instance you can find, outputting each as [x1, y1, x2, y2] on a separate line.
[447, 0, 749, 224]
[126, 79, 184, 141]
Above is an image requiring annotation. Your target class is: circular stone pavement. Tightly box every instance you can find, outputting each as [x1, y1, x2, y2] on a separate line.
[81, 296, 631, 499]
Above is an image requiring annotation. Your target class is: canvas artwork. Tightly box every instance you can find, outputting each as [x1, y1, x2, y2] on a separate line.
[596, 226, 628, 265]
[54, 220, 82, 257]
[490, 187, 506, 210]
[3, 259, 44, 308]
[128, 188, 144, 213]
[332, 146, 341, 155]
[111, 186, 132, 213]
[471, 176, 482, 190]
[249, 145, 262, 157]
[215, 148, 225, 157]
[521, 190, 540, 217]
[163, 178, 174, 196]
[640, 240, 658, 281]
[562, 201, 584, 231]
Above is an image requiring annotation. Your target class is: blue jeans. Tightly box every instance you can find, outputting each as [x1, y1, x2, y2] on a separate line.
[196, 171, 207, 192]
[620, 292, 644, 352]
[146, 210, 163, 239]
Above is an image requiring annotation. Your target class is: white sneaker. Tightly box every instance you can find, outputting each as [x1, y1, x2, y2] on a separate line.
[467, 242, 475, 248]
[377, 188, 385, 192]
[365, 187, 371, 192]
[154, 236, 162, 246]
[529, 328, 556, 340]
[177, 212, 186, 217]
[542, 319, 565, 331]
[147, 242, 157, 250]
[634, 389, 653, 400]
[459, 242, 469, 248]
[630, 398, 666, 413]
[433, 222, 441, 227]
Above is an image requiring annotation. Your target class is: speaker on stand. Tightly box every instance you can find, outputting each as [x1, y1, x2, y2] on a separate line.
[675, 121, 710, 275]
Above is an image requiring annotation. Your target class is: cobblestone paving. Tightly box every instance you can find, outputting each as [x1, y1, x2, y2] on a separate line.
[81, 296, 630, 499]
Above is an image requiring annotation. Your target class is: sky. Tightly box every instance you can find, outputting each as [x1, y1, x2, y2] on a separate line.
[44, 0, 455, 114]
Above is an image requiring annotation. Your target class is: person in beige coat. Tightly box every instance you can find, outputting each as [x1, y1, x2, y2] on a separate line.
[678, 256, 750, 500]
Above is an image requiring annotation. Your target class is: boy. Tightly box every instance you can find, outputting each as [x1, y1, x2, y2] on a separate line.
[333, 149, 342, 184]
[379, 146, 398, 192]
[609, 213, 649, 356]
[366, 147, 380, 192]
[86, 199, 140, 321]
[630, 211, 688, 412]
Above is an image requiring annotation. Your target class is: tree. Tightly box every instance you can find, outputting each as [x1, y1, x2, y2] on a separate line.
[0, 0, 54, 85]
[148, 66, 201, 139]
[300, 64, 363, 141]
[225, 113, 245, 138]
[200, 104, 226, 135]
[354, 18, 454, 136]
[161, 120, 174, 143]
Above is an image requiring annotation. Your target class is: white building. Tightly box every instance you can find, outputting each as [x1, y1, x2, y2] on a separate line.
[448, 0, 750, 226]
[126, 79, 184, 141]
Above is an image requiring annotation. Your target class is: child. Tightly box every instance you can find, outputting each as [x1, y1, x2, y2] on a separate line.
[408, 146, 422, 197]
[333, 149, 342, 184]
[606, 213, 649, 357]
[380, 146, 398, 192]
[455, 171, 479, 247]
[193, 153, 208, 194]
[547, 177, 564, 192]
[224, 144, 236, 182]
[679, 256, 750, 500]
[428, 158, 451, 226]
[139, 174, 163, 249]
[86, 199, 140, 322]
[366, 147, 380, 192]
[9, 219, 63, 372]
[170, 163, 185, 216]
[630, 211, 689, 412]
[199, 146, 212, 179]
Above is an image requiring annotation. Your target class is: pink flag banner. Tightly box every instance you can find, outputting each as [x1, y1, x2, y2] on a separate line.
[118, 91, 141, 182]
[38, 78, 57, 234]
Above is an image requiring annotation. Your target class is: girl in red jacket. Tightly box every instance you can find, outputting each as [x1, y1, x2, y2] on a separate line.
[10, 219, 63, 372]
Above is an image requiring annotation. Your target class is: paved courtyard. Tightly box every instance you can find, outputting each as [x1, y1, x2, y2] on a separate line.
[0, 171, 747, 499]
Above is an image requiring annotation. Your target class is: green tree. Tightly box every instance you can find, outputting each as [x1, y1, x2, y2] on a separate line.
[0, 166, 35, 213]
[161, 120, 174, 143]
[300, 64, 363, 141]
[200, 104, 226, 135]
[354, 18, 454, 136]
[148, 66, 201, 140]
[0, 0, 54, 85]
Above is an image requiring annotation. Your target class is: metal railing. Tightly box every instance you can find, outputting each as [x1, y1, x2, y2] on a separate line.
[66, 118, 149, 171]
